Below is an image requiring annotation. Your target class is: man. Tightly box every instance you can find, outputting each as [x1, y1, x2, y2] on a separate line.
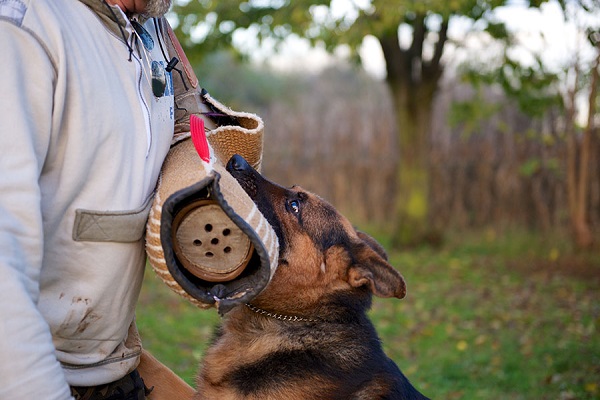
[0, 0, 193, 398]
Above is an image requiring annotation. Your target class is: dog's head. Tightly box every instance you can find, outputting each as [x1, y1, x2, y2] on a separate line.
[227, 155, 406, 314]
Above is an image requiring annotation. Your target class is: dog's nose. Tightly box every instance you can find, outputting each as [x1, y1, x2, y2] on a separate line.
[227, 154, 251, 172]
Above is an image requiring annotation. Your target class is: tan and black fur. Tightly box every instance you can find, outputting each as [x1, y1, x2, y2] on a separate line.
[193, 155, 430, 400]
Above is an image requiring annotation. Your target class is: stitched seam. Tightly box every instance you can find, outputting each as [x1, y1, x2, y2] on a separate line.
[0, 17, 58, 81]
[61, 349, 142, 370]
[73, 196, 153, 242]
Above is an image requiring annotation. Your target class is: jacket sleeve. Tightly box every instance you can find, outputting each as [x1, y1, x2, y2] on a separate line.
[0, 21, 74, 400]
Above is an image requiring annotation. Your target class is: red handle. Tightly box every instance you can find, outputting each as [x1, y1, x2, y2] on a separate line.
[190, 114, 210, 163]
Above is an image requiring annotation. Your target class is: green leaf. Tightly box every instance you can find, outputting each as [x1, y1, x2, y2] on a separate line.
[519, 158, 541, 177]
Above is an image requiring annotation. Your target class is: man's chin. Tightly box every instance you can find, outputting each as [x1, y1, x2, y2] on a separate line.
[143, 0, 172, 17]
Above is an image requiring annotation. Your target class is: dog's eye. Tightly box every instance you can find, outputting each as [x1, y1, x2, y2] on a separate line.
[289, 200, 300, 214]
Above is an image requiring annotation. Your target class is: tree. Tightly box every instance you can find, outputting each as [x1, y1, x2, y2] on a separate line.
[562, 2, 599, 249]
[169, 0, 547, 245]
[568, 48, 599, 249]
[457, 0, 599, 249]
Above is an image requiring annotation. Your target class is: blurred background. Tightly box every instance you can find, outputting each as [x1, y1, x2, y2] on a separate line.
[138, 1, 600, 399]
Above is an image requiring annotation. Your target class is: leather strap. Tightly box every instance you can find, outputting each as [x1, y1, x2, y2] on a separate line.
[162, 20, 198, 89]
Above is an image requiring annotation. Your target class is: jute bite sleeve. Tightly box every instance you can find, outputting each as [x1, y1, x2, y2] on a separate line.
[145, 21, 278, 314]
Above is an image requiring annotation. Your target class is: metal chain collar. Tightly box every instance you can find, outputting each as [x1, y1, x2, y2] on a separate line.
[244, 303, 319, 323]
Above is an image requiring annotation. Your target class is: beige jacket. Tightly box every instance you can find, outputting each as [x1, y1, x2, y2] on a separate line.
[0, 0, 175, 397]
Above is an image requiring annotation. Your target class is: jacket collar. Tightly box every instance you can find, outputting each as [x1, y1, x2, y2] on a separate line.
[78, 0, 149, 43]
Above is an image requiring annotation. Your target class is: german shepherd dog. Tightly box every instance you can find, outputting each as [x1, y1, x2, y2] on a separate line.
[192, 155, 430, 400]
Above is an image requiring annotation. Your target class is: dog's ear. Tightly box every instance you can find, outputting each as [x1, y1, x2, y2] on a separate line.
[347, 240, 406, 299]
[356, 231, 388, 261]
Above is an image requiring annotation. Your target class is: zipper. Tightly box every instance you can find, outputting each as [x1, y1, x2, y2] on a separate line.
[128, 19, 153, 157]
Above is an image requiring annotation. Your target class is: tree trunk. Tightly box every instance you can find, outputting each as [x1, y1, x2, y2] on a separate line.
[566, 48, 598, 250]
[388, 80, 437, 245]
[378, 19, 446, 247]
[573, 50, 599, 249]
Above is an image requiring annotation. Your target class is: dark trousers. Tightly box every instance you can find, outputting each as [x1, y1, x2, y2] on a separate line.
[70, 369, 151, 400]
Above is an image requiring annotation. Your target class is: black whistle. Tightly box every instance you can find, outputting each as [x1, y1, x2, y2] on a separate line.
[166, 57, 179, 72]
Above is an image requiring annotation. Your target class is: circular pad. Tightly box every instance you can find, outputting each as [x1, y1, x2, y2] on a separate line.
[172, 199, 253, 282]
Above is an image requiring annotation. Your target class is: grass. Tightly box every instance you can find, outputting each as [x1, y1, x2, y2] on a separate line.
[137, 228, 600, 399]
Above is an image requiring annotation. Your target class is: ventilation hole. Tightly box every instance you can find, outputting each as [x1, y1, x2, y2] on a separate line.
[204, 224, 213, 232]
[211, 238, 219, 245]
[222, 228, 231, 236]
[224, 246, 231, 254]
[193, 239, 202, 246]
[205, 252, 214, 258]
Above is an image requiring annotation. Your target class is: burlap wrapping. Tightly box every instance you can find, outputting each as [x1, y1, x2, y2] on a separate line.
[145, 20, 278, 314]
[146, 98, 278, 314]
